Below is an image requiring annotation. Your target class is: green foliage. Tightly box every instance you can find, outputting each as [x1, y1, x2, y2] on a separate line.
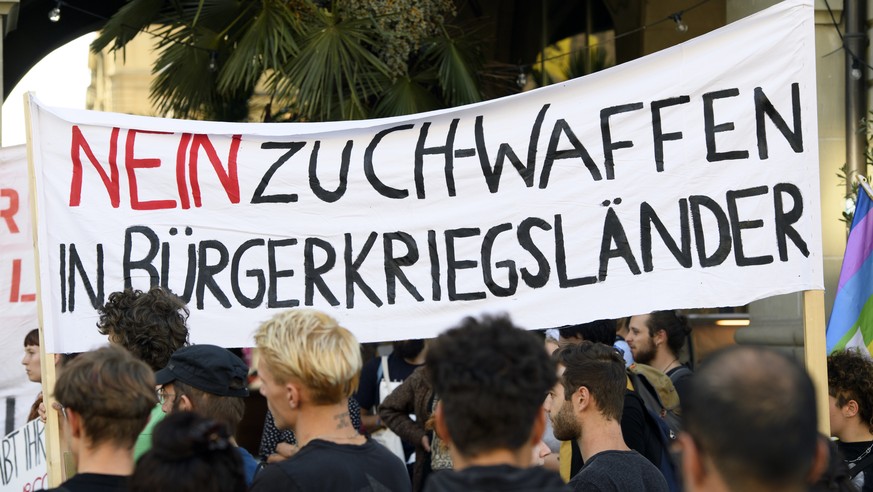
[838, 112, 873, 227]
[93, 0, 485, 122]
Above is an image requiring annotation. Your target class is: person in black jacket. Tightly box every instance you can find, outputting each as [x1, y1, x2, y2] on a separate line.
[423, 315, 568, 492]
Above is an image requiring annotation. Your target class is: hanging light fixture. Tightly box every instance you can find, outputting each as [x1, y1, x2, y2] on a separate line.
[670, 13, 688, 33]
[48, 0, 62, 22]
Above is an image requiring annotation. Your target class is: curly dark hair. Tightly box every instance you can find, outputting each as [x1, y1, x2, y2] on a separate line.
[828, 349, 873, 433]
[97, 287, 190, 371]
[426, 314, 556, 457]
[645, 310, 691, 358]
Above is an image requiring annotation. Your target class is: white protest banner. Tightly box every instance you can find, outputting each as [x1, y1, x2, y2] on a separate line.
[28, 0, 822, 353]
[0, 145, 41, 430]
[0, 419, 46, 491]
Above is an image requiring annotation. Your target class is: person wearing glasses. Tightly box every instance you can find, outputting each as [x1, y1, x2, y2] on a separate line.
[154, 344, 259, 485]
[45, 345, 156, 492]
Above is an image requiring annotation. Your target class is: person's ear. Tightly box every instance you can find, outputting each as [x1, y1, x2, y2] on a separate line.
[177, 394, 194, 412]
[654, 329, 667, 347]
[679, 432, 706, 489]
[65, 408, 82, 439]
[287, 381, 302, 410]
[575, 386, 590, 413]
[530, 406, 546, 444]
[806, 437, 830, 485]
[845, 399, 860, 418]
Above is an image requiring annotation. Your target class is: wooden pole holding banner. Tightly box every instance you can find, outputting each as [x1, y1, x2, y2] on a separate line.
[23, 92, 64, 487]
[803, 289, 830, 436]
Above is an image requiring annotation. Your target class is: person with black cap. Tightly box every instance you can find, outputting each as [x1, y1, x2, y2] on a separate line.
[155, 344, 258, 484]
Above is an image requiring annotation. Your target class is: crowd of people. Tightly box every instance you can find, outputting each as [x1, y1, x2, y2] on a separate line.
[17, 286, 872, 491]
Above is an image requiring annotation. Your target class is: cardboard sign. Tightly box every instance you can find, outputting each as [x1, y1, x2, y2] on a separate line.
[0, 419, 46, 491]
[28, 0, 822, 353]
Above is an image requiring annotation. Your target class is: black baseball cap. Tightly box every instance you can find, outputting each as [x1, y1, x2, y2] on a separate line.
[155, 345, 250, 398]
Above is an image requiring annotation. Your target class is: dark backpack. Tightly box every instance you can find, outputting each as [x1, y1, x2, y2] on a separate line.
[628, 364, 682, 439]
[626, 391, 683, 492]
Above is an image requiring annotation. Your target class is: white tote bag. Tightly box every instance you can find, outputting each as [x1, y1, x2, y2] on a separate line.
[370, 356, 406, 461]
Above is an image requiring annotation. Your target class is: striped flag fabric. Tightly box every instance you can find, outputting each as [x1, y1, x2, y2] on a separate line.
[827, 185, 873, 355]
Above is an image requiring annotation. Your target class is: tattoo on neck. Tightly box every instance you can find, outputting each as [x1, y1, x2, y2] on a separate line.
[334, 412, 350, 429]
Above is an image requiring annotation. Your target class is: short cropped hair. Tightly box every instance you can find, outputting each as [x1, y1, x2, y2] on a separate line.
[427, 314, 556, 457]
[684, 346, 817, 491]
[558, 319, 616, 345]
[555, 341, 626, 421]
[131, 412, 245, 492]
[97, 287, 190, 371]
[54, 345, 157, 448]
[644, 311, 691, 358]
[173, 381, 246, 436]
[254, 309, 361, 405]
[828, 349, 873, 433]
[24, 328, 39, 347]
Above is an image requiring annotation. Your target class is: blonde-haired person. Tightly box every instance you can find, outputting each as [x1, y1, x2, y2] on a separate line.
[250, 309, 411, 492]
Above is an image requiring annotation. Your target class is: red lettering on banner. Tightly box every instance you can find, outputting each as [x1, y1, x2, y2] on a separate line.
[9, 259, 36, 303]
[0, 188, 19, 233]
[176, 133, 193, 209]
[125, 129, 177, 210]
[188, 134, 242, 207]
[69, 126, 121, 207]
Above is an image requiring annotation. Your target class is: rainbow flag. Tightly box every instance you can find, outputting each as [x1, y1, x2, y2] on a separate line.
[827, 187, 873, 354]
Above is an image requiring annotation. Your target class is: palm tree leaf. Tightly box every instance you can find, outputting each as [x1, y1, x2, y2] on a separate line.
[374, 77, 442, 117]
[423, 32, 483, 107]
[217, 1, 302, 94]
[274, 9, 390, 121]
[91, 0, 166, 53]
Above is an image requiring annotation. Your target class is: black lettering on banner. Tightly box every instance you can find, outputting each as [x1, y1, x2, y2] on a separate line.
[726, 186, 774, 266]
[384, 232, 424, 304]
[703, 88, 750, 162]
[252, 142, 305, 203]
[415, 119, 459, 198]
[161, 227, 195, 303]
[124, 225, 160, 289]
[24, 419, 40, 470]
[690, 195, 731, 267]
[517, 217, 552, 288]
[309, 140, 352, 203]
[773, 182, 810, 260]
[481, 223, 518, 297]
[755, 83, 803, 159]
[601, 102, 645, 180]
[304, 238, 340, 306]
[445, 227, 486, 301]
[554, 214, 597, 287]
[1, 430, 18, 485]
[641, 200, 692, 272]
[268, 238, 299, 308]
[365, 125, 414, 199]
[541, 119, 602, 188]
[344, 233, 383, 308]
[231, 239, 266, 308]
[196, 240, 231, 309]
[60, 244, 66, 313]
[428, 230, 441, 301]
[476, 104, 548, 193]
[599, 207, 641, 281]
[68, 243, 104, 312]
[651, 95, 691, 172]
